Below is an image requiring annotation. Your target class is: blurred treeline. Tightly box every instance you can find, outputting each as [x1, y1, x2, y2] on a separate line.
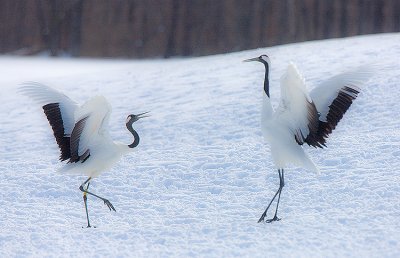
[0, 0, 399, 58]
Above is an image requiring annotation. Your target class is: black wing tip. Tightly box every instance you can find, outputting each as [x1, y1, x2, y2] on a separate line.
[69, 116, 90, 163]
[42, 103, 72, 161]
[305, 86, 360, 148]
[295, 101, 319, 146]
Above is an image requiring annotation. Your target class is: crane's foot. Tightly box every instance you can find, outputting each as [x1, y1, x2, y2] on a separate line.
[265, 215, 281, 223]
[258, 212, 267, 223]
[82, 225, 97, 228]
[103, 199, 116, 212]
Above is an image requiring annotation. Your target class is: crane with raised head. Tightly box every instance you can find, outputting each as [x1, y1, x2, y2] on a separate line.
[244, 55, 372, 223]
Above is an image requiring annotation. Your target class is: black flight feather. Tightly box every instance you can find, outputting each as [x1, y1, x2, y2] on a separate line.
[42, 103, 71, 161]
[294, 101, 319, 145]
[305, 85, 360, 148]
[69, 116, 90, 163]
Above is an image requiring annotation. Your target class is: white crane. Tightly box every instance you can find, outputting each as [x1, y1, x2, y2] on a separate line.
[244, 55, 373, 223]
[20, 82, 149, 228]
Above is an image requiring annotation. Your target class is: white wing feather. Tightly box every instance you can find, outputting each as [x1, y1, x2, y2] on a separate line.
[74, 96, 112, 156]
[275, 63, 317, 143]
[19, 82, 78, 134]
[310, 65, 374, 122]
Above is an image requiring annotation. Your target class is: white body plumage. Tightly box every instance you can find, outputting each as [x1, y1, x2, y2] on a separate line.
[59, 139, 130, 177]
[260, 63, 319, 172]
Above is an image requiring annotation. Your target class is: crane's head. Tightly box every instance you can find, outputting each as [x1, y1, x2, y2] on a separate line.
[243, 54, 271, 67]
[126, 112, 150, 125]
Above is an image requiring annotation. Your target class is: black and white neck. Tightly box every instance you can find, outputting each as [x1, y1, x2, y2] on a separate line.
[259, 55, 271, 98]
[243, 54, 271, 98]
[124, 112, 149, 149]
[126, 121, 140, 149]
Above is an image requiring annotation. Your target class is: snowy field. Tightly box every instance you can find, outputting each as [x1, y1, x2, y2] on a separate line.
[0, 33, 399, 257]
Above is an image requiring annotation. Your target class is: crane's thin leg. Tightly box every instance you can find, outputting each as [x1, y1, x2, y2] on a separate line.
[258, 169, 282, 223]
[79, 177, 116, 212]
[83, 182, 91, 228]
[266, 169, 285, 223]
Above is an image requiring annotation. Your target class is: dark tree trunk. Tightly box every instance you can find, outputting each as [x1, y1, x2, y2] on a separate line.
[1, 0, 399, 58]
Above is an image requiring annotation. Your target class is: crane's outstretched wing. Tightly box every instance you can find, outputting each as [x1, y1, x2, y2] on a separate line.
[275, 63, 319, 145]
[69, 96, 112, 163]
[306, 66, 373, 148]
[19, 82, 78, 161]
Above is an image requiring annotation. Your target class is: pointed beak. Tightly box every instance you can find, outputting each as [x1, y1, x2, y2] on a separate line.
[243, 57, 260, 63]
[137, 111, 150, 119]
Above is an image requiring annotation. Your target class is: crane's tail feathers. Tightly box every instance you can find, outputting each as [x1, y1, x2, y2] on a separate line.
[303, 158, 320, 175]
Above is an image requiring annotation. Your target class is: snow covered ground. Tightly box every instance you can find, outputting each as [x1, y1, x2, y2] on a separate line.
[0, 33, 399, 257]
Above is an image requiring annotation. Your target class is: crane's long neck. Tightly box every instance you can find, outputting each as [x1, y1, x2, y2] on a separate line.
[126, 122, 140, 148]
[261, 61, 273, 121]
[262, 61, 270, 98]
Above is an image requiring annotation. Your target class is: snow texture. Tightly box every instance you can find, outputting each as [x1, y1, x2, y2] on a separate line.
[0, 33, 399, 257]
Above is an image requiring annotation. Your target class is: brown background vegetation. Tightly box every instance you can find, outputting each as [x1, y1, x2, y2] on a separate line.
[0, 0, 399, 58]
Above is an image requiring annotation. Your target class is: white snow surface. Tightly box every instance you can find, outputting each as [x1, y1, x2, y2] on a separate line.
[1, 33, 400, 257]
